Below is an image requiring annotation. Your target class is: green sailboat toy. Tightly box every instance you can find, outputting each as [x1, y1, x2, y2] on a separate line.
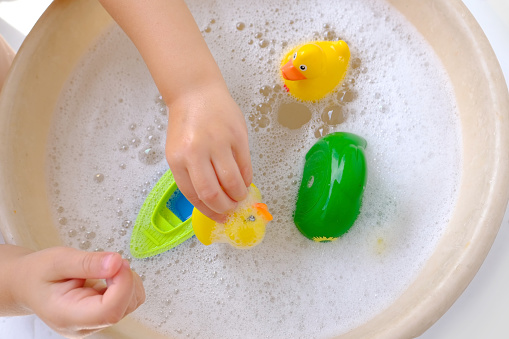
[130, 169, 195, 258]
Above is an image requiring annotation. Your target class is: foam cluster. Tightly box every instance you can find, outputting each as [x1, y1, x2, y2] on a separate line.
[46, 0, 462, 337]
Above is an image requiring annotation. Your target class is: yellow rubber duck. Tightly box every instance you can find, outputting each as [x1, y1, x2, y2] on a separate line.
[280, 40, 350, 101]
[192, 184, 273, 249]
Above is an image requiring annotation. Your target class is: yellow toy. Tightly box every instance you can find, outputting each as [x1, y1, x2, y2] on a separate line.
[280, 40, 350, 101]
[192, 184, 273, 249]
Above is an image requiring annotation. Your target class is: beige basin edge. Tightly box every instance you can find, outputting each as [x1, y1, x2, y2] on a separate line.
[0, 0, 507, 338]
[0, 0, 113, 248]
[340, 1, 509, 338]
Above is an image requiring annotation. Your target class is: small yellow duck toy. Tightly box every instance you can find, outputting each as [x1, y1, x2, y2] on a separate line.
[192, 184, 273, 249]
[280, 40, 350, 101]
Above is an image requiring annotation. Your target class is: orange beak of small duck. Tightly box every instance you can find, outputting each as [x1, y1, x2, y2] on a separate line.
[254, 203, 273, 221]
[281, 59, 307, 81]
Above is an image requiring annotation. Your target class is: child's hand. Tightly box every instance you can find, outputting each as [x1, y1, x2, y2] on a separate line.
[11, 247, 145, 338]
[166, 82, 253, 223]
[97, 0, 253, 222]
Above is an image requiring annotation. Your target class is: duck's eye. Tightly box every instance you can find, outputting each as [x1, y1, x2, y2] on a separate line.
[293, 52, 297, 59]
[299, 65, 307, 71]
[246, 215, 256, 222]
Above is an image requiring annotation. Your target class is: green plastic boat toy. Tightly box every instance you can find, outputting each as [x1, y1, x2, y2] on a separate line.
[130, 169, 195, 258]
[294, 132, 368, 242]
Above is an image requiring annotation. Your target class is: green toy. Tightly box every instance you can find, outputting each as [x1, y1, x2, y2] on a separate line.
[294, 132, 368, 242]
[130, 169, 195, 258]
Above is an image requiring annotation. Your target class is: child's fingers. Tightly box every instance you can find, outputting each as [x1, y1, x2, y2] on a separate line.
[188, 158, 237, 215]
[191, 200, 226, 223]
[171, 164, 226, 222]
[233, 140, 253, 188]
[133, 271, 146, 307]
[46, 248, 123, 281]
[71, 260, 134, 328]
[124, 271, 146, 316]
[212, 150, 248, 202]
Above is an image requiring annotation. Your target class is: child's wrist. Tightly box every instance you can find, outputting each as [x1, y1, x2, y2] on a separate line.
[4, 247, 35, 315]
[164, 77, 229, 110]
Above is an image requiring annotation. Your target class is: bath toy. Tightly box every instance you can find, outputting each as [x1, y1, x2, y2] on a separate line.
[130, 169, 195, 258]
[280, 40, 350, 101]
[294, 132, 367, 242]
[192, 184, 273, 249]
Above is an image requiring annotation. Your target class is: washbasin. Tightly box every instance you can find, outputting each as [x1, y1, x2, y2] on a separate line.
[0, 0, 508, 338]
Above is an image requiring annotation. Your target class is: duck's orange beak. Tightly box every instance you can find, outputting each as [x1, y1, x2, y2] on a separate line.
[281, 59, 307, 81]
[254, 203, 273, 221]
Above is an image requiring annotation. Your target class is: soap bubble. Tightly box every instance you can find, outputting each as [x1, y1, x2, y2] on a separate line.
[79, 240, 91, 250]
[138, 146, 164, 165]
[259, 39, 269, 48]
[130, 137, 141, 147]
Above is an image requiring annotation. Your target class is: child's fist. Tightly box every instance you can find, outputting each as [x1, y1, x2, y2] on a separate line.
[13, 247, 145, 338]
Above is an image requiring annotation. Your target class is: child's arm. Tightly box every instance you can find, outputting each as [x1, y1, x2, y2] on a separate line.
[98, 0, 253, 222]
[0, 244, 145, 337]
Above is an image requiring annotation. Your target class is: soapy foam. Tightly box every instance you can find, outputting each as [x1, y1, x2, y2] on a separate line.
[46, 0, 461, 337]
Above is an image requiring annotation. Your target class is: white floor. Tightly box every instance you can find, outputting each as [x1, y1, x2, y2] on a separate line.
[0, 0, 508, 338]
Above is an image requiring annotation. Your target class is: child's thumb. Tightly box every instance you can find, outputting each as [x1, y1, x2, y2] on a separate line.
[49, 248, 124, 280]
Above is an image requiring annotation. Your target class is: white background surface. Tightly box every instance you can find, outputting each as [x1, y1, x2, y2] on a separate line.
[0, 0, 508, 338]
